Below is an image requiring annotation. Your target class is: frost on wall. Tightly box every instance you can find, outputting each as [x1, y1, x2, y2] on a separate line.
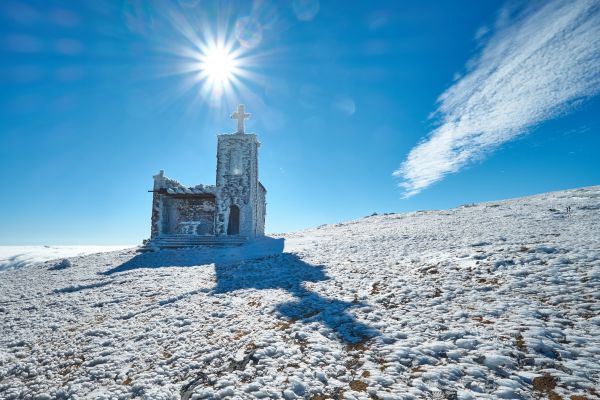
[215, 133, 262, 238]
[150, 170, 217, 238]
[162, 197, 215, 235]
[256, 183, 266, 236]
[149, 122, 267, 241]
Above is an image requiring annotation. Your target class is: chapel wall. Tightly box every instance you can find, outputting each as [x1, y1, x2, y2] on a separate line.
[163, 197, 215, 235]
[215, 134, 259, 237]
[150, 191, 161, 239]
[256, 184, 266, 236]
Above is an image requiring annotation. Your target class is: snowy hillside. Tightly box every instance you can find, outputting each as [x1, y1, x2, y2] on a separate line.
[1, 187, 599, 399]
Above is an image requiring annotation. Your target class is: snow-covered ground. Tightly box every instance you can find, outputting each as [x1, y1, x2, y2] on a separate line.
[1, 186, 599, 399]
[0, 246, 135, 272]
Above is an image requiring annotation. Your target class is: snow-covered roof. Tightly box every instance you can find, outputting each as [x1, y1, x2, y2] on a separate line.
[165, 186, 216, 195]
[153, 171, 216, 195]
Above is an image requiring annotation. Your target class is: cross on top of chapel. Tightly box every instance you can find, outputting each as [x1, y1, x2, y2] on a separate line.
[231, 104, 251, 134]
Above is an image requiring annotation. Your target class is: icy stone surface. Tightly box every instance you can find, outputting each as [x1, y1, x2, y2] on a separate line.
[0, 186, 599, 399]
[149, 118, 267, 241]
[48, 258, 72, 270]
[215, 132, 264, 238]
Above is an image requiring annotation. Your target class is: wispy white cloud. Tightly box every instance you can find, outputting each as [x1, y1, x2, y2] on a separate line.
[394, 0, 600, 197]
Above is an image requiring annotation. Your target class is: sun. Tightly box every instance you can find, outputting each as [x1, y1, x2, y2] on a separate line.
[193, 42, 245, 101]
[199, 46, 237, 84]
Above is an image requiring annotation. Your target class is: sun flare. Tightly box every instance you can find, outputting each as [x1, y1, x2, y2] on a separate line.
[166, 15, 258, 106]
[199, 46, 237, 84]
[192, 42, 246, 102]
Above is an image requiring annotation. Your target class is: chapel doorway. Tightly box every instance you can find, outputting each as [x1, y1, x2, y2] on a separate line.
[227, 205, 240, 235]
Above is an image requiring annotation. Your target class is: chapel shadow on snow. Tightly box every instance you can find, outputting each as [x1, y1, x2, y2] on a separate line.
[104, 237, 378, 343]
[212, 250, 378, 344]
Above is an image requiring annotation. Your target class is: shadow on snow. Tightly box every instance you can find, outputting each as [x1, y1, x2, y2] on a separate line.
[103, 237, 377, 343]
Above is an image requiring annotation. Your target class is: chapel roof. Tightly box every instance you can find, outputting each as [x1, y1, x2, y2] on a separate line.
[165, 185, 216, 195]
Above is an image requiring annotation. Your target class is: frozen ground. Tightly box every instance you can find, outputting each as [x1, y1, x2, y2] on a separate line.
[0, 246, 134, 272]
[0, 186, 599, 399]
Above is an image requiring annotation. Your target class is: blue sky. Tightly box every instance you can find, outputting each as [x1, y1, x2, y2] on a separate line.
[1, 0, 599, 245]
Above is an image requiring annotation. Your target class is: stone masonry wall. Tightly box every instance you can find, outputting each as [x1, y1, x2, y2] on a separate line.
[150, 170, 216, 238]
[150, 191, 161, 239]
[163, 197, 215, 235]
[256, 184, 266, 236]
[215, 133, 260, 237]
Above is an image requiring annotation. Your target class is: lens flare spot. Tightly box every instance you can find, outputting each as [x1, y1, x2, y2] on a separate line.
[235, 16, 263, 48]
[293, 0, 320, 21]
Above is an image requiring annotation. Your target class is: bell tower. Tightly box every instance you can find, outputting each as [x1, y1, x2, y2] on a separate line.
[215, 105, 265, 238]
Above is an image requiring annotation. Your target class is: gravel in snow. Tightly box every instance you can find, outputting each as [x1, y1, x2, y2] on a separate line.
[0, 186, 599, 399]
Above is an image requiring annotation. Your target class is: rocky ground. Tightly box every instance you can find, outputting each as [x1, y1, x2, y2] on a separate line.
[1, 186, 599, 399]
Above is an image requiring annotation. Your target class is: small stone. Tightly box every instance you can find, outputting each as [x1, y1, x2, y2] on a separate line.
[49, 259, 72, 270]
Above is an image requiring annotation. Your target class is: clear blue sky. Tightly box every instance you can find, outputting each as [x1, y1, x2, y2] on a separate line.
[1, 0, 599, 245]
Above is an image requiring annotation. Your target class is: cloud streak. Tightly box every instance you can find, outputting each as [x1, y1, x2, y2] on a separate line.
[394, 0, 600, 197]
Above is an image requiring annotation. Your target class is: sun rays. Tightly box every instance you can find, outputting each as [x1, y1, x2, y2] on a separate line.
[132, 2, 267, 114]
[170, 28, 254, 109]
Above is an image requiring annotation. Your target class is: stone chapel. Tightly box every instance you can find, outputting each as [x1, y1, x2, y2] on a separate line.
[145, 105, 266, 248]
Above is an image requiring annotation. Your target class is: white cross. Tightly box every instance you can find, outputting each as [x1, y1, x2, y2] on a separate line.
[231, 104, 251, 133]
